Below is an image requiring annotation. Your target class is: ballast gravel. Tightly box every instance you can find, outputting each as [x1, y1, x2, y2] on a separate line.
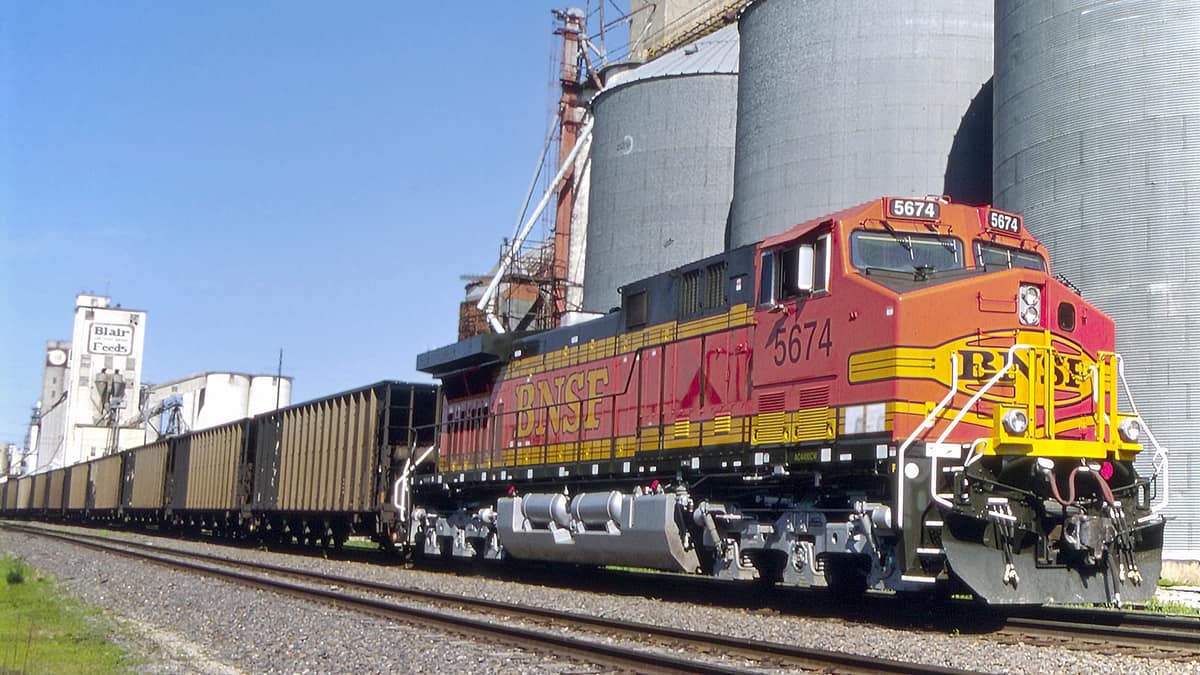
[0, 528, 596, 674]
[2, 524, 1197, 674]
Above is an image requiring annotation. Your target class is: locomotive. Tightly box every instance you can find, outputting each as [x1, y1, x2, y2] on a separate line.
[412, 196, 1168, 605]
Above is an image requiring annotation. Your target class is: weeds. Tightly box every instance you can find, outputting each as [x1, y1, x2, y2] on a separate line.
[5, 559, 29, 585]
[1144, 596, 1200, 617]
[1, 555, 130, 672]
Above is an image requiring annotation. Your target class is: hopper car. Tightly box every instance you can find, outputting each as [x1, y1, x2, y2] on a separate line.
[1, 382, 438, 548]
[1, 197, 1169, 606]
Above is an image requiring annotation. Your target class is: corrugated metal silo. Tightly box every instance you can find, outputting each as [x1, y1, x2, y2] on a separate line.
[728, 0, 994, 247]
[581, 25, 739, 313]
[994, 0, 1200, 558]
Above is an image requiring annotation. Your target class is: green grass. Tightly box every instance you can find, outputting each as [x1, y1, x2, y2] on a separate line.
[340, 537, 381, 551]
[1143, 596, 1200, 617]
[1, 555, 132, 673]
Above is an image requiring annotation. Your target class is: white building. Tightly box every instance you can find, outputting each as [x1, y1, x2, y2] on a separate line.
[32, 294, 147, 470]
[142, 372, 292, 439]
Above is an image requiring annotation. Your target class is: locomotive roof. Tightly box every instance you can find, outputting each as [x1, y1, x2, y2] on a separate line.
[759, 199, 877, 249]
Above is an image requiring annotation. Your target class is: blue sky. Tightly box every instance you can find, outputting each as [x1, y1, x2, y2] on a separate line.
[0, 2, 620, 442]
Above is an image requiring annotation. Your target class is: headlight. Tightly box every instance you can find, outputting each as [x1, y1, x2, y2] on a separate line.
[1118, 418, 1141, 443]
[1002, 409, 1030, 435]
[1018, 284, 1042, 326]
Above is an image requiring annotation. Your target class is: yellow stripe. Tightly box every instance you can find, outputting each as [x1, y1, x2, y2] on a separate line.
[502, 304, 752, 379]
[673, 419, 691, 439]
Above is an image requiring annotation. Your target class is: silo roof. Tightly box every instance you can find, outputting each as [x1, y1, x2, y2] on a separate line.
[605, 24, 739, 92]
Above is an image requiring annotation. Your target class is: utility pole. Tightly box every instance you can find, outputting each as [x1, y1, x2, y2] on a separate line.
[275, 348, 283, 411]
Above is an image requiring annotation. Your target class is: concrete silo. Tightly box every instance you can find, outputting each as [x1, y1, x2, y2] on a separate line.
[249, 375, 292, 416]
[581, 24, 739, 313]
[728, 0, 994, 247]
[994, 0, 1200, 559]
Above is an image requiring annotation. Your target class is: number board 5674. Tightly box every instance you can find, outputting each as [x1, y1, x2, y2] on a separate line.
[987, 209, 1023, 234]
[886, 198, 941, 221]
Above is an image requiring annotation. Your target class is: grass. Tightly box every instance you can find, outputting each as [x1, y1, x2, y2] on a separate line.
[1, 555, 132, 673]
[340, 537, 381, 551]
[1143, 596, 1200, 617]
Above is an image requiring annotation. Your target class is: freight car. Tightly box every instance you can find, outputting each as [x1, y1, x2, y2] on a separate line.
[1, 382, 437, 549]
[411, 197, 1169, 606]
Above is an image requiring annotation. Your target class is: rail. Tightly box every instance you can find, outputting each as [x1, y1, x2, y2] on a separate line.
[3, 523, 971, 675]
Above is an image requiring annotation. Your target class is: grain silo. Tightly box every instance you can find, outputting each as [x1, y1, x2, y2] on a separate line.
[993, 0, 1200, 559]
[581, 24, 739, 313]
[249, 375, 292, 415]
[728, 0, 993, 247]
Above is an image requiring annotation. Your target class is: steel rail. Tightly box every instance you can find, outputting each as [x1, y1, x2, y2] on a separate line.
[1000, 615, 1200, 653]
[3, 522, 966, 675]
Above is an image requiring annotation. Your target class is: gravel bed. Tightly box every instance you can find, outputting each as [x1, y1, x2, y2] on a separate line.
[0, 528, 599, 674]
[5, 523, 1199, 674]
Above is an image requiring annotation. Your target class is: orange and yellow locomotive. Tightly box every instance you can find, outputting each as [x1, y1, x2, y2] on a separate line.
[414, 197, 1167, 605]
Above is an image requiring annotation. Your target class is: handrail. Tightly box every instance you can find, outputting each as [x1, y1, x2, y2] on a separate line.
[895, 354, 958, 529]
[898, 344, 1031, 528]
[1113, 354, 1170, 517]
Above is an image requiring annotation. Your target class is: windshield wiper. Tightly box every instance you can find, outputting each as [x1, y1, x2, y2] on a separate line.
[880, 220, 913, 254]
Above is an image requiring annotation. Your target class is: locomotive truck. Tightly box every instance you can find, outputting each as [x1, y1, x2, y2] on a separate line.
[411, 196, 1168, 605]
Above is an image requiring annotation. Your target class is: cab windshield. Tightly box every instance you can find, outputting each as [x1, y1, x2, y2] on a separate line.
[850, 230, 964, 273]
[975, 242, 1046, 271]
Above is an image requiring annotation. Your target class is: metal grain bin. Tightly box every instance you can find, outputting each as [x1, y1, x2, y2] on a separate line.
[89, 455, 123, 511]
[728, 0, 993, 247]
[67, 463, 89, 511]
[47, 469, 66, 513]
[172, 422, 246, 512]
[582, 25, 740, 313]
[252, 382, 438, 513]
[993, 0, 1200, 557]
[124, 441, 169, 511]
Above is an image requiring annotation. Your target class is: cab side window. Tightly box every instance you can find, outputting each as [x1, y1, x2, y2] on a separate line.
[759, 233, 831, 304]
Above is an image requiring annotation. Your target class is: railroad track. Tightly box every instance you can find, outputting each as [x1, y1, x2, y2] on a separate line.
[2, 522, 966, 674]
[995, 609, 1200, 661]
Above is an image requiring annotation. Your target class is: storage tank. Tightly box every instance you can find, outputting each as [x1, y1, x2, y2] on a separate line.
[993, 0, 1200, 559]
[581, 24, 739, 313]
[728, 0, 993, 247]
[248, 375, 292, 416]
[194, 373, 251, 429]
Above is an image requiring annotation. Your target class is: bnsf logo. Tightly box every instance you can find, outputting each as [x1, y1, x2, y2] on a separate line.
[957, 348, 1090, 404]
[848, 331, 1098, 407]
[513, 367, 610, 438]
